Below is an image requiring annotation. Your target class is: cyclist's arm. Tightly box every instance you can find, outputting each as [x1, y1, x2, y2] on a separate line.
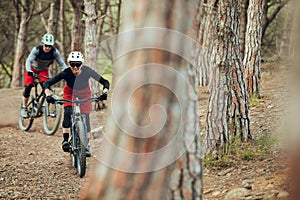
[99, 77, 110, 93]
[53, 49, 68, 71]
[43, 71, 65, 91]
[25, 47, 39, 72]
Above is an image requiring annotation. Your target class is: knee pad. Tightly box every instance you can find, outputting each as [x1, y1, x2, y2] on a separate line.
[23, 85, 33, 98]
[62, 106, 73, 128]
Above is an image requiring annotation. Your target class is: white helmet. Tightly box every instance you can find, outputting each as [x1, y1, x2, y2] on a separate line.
[67, 51, 85, 62]
[41, 33, 55, 45]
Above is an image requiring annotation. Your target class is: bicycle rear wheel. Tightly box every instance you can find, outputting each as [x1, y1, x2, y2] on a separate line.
[75, 120, 86, 178]
[43, 102, 62, 135]
[18, 101, 34, 131]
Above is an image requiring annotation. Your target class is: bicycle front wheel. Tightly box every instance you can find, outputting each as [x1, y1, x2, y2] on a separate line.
[75, 120, 87, 178]
[18, 102, 34, 131]
[43, 102, 62, 135]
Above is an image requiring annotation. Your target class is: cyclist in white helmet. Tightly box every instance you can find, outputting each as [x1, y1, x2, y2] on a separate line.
[43, 51, 110, 156]
[21, 33, 67, 118]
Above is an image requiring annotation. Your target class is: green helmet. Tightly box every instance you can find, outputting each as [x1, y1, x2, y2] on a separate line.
[41, 33, 54, 45]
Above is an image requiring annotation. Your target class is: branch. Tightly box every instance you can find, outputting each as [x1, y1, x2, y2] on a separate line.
[25, 1, 35, 23]
[0, 61, 12, 79]
[266, 0, 290, 26]
[93, 14, 106, 22]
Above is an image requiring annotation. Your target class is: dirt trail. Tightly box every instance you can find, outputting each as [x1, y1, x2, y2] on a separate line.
[0, 88, 99, 199]
[0, 63, 290, 199]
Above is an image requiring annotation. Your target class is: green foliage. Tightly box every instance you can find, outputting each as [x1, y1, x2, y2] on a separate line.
[204, 134, 277, 170]
[249, 95, 260, 107]
[204, 153, 235, 169]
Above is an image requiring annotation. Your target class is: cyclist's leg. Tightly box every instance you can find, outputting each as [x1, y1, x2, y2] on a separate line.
[62, 83, 73, 152]
[22, 85, 33, 107]
[62, 106, 72, 152]
[23, 68, 35, 108]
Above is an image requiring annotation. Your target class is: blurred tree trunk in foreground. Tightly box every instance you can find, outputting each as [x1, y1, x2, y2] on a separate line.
[285, 1, 300, 198]
[79, 0, 203, 199]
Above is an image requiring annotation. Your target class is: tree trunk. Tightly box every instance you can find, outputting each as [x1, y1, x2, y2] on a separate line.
[11, 0, 32, 88]
[70, 0, 84, 51]
[96, 0, 109, 44]
[79, 0, 203, 199]
[243, 0, 263, 98]
[198, 0, 217, 87]
[47, 0, 60, 36]
[205, 0, 251, 154]
[84, 0, 99, 96]
[48, 0, 60, 77]
[59, 0, 66, 61]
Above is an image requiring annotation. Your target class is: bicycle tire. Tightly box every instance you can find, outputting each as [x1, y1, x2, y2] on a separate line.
[18, 99, 34, 131]
[43, 102, 62, 135]
[75, 120, 87, 178]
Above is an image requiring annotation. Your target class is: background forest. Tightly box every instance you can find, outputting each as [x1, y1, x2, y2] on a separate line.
[0, 0, 293, 89]
[0, 0, 298, 199]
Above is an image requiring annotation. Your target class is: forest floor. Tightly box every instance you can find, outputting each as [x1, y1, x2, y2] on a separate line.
[0, 60, 293, 200]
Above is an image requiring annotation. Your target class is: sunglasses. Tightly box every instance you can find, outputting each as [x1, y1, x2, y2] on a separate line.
[69, 62, 82, 68]
[44, 44, 52, 48]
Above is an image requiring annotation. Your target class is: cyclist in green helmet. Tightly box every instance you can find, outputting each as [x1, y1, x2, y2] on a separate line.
[21, 33, 67, 118]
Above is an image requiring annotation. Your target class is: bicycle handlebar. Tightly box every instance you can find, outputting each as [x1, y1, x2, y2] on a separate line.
[54, 97, 100, 105]
[34, 74, 49, 79]
[29, 72, 49, 79]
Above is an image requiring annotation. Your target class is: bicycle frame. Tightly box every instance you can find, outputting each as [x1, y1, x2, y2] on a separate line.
[30, 78, 46, 117]
[18, 75, 62, 135]
[70, 100, 88, 153]
[55, 97, 98, 178]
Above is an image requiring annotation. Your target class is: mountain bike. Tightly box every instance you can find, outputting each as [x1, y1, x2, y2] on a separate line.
[54, 97, 99, 178]
[18, 75, 62, 135]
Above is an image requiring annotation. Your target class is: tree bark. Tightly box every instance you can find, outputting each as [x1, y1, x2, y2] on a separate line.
[243, 0, 263, 98]
[79, 0, 203, 199]
[198, 0, 217, 87]
[84, 0, 99, 96]
[48, 0, 60, 77]
[205, 0, 251, 154]
[58, 0, 66, 61]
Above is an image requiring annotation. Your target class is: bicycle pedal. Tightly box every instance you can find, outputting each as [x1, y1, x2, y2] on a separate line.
[62, 141, 71, 152]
